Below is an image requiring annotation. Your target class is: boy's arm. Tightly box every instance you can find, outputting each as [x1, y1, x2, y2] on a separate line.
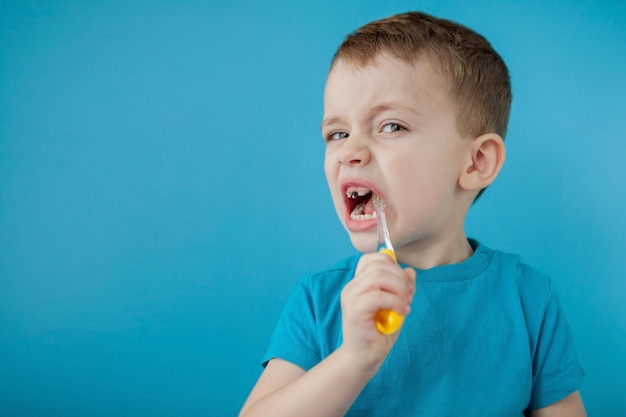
[239, 348, 373, 417]
[527, 391, 586, 417]
[240, 254, 416, 417]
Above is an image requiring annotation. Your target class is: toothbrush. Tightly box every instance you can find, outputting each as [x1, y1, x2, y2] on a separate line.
[372, 194, 405, 335]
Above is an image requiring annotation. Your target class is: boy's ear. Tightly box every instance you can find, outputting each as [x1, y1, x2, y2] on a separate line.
[458, 133, 506, 192]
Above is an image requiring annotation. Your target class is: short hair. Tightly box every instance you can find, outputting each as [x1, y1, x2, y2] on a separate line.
[331, 11, 512, 140]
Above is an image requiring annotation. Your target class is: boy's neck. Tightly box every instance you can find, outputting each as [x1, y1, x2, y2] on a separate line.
[396, 234, 474, 270]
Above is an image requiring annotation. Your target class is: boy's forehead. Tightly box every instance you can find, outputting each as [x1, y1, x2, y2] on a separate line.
[325, 54, 449, 107]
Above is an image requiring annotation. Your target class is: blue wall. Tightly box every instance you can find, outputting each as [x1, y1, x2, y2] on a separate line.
[1, 1, 624, 415]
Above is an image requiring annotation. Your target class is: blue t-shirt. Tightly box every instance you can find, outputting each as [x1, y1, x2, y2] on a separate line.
[262, 241, 584, 416]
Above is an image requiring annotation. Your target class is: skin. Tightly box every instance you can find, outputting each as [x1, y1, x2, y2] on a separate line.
[322, 54, 479, 270]
[239, 54, 585, 417]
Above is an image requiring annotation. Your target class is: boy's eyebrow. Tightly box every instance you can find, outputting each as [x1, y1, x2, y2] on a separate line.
[320, 116, 340, 131]
[321, 102, 419, 130]
[368, 103, 420, 117]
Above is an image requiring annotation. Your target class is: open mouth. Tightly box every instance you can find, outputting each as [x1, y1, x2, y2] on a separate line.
[345, 186, 378, 220]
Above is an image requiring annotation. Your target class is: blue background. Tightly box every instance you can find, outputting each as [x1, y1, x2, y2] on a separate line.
[1, 0, 624, 415]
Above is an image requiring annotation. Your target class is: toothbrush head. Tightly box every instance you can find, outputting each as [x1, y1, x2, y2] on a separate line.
[372, 193, 384, 212]
[373, 192, 394, 253]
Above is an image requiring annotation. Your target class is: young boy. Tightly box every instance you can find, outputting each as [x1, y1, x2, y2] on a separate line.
[240, 11, 585, 417]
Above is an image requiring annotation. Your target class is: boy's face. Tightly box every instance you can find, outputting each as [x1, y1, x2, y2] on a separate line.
[322, 54, 474, 265]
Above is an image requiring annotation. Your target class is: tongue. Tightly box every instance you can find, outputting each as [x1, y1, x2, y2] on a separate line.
[363, 196, 376, 215]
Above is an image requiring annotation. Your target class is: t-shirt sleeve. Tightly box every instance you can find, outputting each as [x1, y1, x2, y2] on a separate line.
[261, 278, 321, 371]
[528, 284, 585, 410]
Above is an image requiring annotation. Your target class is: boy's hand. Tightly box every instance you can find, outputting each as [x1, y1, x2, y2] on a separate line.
[339, 252, 416, 377]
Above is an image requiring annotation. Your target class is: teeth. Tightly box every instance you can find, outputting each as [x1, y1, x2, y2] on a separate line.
[350, 201, 378, 220]
[346, 187, 371, 199]
[350, 212, 377, 220]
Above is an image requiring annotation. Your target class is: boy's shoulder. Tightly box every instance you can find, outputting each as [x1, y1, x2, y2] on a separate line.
[487, 243, 553, 289]
[484, 242, 557, 313]
[299, 254, 361, 292]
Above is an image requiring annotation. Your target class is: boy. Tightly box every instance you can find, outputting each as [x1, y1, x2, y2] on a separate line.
[240, 11, 585, 417]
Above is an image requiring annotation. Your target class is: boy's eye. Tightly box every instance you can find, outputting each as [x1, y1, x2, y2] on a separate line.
[381, 123, 405, 133]
[328, 131, 349, 141]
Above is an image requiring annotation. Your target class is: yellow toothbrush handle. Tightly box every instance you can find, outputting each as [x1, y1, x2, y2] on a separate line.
[375, 248, 405, 335]
[378, 248, 396, 262]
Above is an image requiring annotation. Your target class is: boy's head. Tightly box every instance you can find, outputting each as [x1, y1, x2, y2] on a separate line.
[322, 11, 509, 265]
[331, 11, 512, 142]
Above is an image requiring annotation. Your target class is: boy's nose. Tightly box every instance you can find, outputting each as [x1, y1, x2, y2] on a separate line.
[337, 136, 371, 166]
